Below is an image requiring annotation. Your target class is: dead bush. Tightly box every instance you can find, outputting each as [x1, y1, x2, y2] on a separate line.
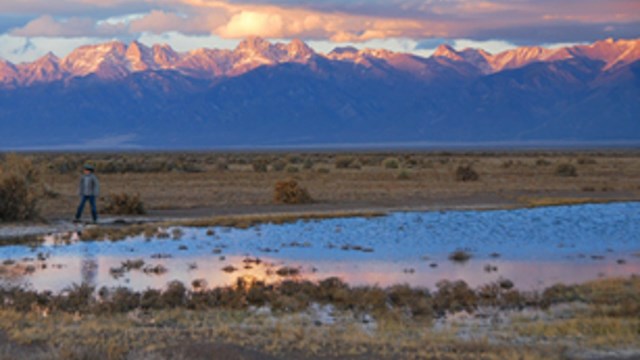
[455, 165, 479, 182]
[102, 193, 146, 215]
[273, 179, 313, 205]
[0, 154, 40, 221]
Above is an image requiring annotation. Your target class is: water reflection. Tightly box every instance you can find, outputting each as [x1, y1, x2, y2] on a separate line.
[0, 202, 639, 292]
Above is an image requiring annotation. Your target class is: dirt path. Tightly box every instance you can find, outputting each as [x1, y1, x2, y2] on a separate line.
[0, 195, 521, 240]
[2, 192, 638, 240]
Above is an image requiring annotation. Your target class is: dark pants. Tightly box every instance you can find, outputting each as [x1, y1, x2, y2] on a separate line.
[75, 196, 97, 222]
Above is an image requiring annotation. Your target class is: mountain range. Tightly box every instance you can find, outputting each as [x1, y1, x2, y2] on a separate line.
[1, 37, 639, 149]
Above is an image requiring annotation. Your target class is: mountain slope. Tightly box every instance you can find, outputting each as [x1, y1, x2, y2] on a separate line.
[0, 38, 638, 148]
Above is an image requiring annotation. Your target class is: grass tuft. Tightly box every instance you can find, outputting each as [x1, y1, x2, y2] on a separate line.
[448, 250, 472, 263]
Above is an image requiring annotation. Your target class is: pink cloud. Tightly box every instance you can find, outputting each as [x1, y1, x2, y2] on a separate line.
[11, 15, 126, 37]
[128, 10, 215, 35]
[3, 0, 639, 45]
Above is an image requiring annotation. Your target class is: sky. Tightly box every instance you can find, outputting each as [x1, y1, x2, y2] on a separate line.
[0, 0, 639, 63]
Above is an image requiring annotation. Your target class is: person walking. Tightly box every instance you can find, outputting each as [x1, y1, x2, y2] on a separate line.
[75, 164, 100, 223]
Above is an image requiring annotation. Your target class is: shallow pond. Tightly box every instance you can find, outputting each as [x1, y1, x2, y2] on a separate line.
[1, 202, 639, 292]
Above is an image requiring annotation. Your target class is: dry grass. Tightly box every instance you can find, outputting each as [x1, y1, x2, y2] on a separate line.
[0, 307, 560, 360]
[518, 196, 616, 207]
[0, 151, 638, 221]
[514, 317, 640, 348]
[1, 276, 638, 359]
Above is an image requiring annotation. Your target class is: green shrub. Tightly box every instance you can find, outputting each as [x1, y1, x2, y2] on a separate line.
[555, 163, 577, 177]
[334, 156, 354, 169]
[455, 165, 479, 182]
[273, 179, 313, 204]
[432, 280, 477, 314]
[286, 165, 299, 173]
[302, 158, 314, 170]
[102, 193, 146, 215]
[449, 250, 472, 262]
[396, 170, 411, 180]
[287, 155, 303, 164]
[383, 158, 399, 169]
[252, 160, 269, 172]
[271, 159, 287, 172]
[216, 161, 228, 171]
[577, 157, 597, 165]
[359, 155, 384, 166]
[93, 158, 202, 173]
[162, 281, 187, 308]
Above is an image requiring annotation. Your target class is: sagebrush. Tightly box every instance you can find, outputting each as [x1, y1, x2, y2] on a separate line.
[102, 193, 146, 215]
[273, 179, 313, 204]
[0, 154, 40, 221]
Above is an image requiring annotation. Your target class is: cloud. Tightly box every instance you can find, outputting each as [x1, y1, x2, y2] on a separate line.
[181, 0, 640, 43]
[0, 0, 639, 64]
[0, 0, 154, 17]
[4, 0, 640, 44]
[468, 21, 640, 45]
[10, 15, 116, 37]
[0, 34, 104, 63]
[190, 0, 440, 41]
[128, 10, 212, 35]
[218, 11, 285, 38]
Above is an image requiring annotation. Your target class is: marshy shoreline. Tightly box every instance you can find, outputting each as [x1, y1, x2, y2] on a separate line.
[0, 275, 638, 359]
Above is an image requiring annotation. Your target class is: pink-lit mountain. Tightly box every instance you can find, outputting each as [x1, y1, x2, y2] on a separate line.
[0, 37, 638, 148]
[2, 37, 638, 86]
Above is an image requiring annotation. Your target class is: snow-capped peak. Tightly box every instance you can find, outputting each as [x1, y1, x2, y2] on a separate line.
[152, 44, 180, 67]
[126, 40, 155, 71]
[0, 59, 18, 83]
[433, 44, 463, 61]
[286, 38, 314, 61]
[235, 36, 274, 54]
[0, 37, 638, 86]
[62, 41, 129, 78]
